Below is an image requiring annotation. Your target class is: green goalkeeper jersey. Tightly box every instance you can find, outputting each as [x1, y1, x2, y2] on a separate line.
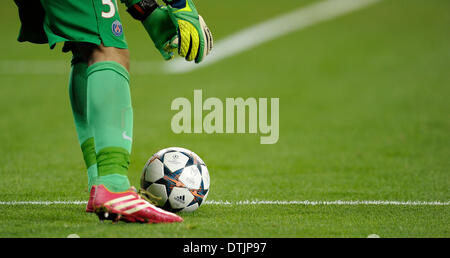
[14, 0, 140, 50]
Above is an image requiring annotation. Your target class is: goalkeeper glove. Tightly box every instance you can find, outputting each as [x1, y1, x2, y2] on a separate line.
[163, 0, 213, 63]
[127, 0, 178, 60]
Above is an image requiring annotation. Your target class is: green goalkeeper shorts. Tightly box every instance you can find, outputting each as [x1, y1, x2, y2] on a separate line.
[16, 0, 128, 50]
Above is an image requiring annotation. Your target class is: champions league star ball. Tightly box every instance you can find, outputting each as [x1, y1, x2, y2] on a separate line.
[140, 147, 210, 212]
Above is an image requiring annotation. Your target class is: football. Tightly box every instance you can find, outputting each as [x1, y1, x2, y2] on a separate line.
[140, 147, 210, 212]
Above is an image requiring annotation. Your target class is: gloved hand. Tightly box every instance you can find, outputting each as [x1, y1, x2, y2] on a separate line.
[142, 6, 179, 60]
[126, 0, 178, 60]
[163, 0, 213, 63]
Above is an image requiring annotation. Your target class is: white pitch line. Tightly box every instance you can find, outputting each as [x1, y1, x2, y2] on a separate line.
[165, 0, 382, 74]
[0, 201, 88, 205]
[206, 200, 450, 206]
[0, 200, 448, 206]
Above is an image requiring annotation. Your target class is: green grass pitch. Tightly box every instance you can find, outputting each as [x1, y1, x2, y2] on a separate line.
[0, 0, 449, 237]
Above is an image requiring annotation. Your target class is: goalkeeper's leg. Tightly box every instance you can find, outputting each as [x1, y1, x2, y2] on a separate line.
[69, 43, 182, 223]
[69, 55, 97, 193]
[88, 44, 132, 193]
[71, 43, 132, 193]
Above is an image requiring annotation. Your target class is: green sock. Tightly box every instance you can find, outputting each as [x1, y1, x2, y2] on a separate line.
[69, 58, 98, 191]
[87, 61, 133, 192]
[80, 138, 98, 191]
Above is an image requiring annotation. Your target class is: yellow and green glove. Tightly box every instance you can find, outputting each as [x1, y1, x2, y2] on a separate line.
[163, 0, 213, 63]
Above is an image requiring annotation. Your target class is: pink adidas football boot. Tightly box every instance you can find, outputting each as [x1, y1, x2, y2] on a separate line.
[88, 184, 183, 223]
